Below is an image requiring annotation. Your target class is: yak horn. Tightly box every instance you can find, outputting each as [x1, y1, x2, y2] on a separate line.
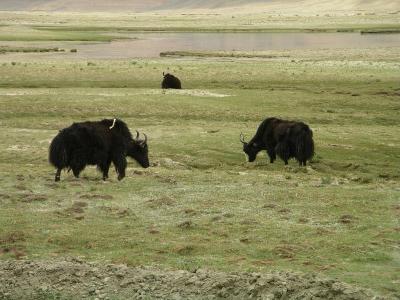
[140, 133, 147, 146]
[135, 130, 140, 140]
[240, 132, 246, 144]
[109, 118, 116, 129]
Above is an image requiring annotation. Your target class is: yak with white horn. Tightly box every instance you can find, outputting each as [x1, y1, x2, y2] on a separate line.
[49, 118, 149, 182]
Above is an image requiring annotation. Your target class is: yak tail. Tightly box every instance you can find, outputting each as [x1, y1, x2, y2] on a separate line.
[49, 133, 68, 169]
[296, 126, 314, 162]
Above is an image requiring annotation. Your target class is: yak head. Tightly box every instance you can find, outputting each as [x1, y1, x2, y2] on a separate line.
[128, 131, 150, 168]
[240, 133, 261, 162]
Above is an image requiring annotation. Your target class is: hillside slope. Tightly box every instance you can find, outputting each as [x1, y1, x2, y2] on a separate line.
[1, 0, 399, 13]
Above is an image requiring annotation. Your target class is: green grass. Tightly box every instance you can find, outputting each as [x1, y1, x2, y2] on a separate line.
[0, 50, 399, 297]
[0, 11, 399, 34]
[0, 26, 119, 42]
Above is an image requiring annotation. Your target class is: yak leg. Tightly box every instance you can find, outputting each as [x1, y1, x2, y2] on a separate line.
[70, 153, 86, 179]
[55, 168, 62, 182]
[112, 152, 127, 181]
[99, 159, 111, 181]
[275, 142, 290, 165]
[72, 167, 83, 178]
[71, 162, 85, 178]
[303, 160, 307, 166]
[267, 148, 276, 164]
[95, 150, 111, 181]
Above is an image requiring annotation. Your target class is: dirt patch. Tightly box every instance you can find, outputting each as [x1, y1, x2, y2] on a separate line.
[183, 208, 197, 216]
[0, 232, 25, 245]
[273, 244, 298, 259]
[14, 184, 29, 191]
[19, 193, 48, 203]
[147, 196, 176, 208]
[263, 203, 277, 209]
[99, 206, 131, 218]
[0, 193, 11, 201]
[152, 174, 178, 185]
[339, 215, 355, 224]
[172, 244, 196, 255]
[177, 220, 194, 229]
[0, 232, 26, 259]
[57, 201, 88, 219]
[0, 259, 384, 299]
[374, 91, 400, 97]
[15, 175, 24, 181]
[79, 194, 113, 200]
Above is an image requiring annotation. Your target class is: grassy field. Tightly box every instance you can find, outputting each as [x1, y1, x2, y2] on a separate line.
[0, 40, 399, 299]
[0, 11, 399, 38]
[0, 25, 119, 42]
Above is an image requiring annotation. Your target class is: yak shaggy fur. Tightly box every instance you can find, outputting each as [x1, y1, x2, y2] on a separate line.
[161, 72, 182, 89]
[49, 119, 149, 182]
[241, 117, 314, 166]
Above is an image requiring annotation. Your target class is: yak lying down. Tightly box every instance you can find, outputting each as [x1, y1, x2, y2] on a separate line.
[49, 118, 149, 182]
[161, 72, 182, 89]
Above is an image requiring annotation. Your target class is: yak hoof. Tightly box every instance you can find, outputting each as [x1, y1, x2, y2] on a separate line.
[117, 174, 125, 181]
[55, 177, 60, 182]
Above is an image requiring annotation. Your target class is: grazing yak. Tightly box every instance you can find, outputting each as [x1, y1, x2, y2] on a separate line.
[49, 119, 149, 182]
[240, 117, 314, 166]
[161, 72, 182, 89]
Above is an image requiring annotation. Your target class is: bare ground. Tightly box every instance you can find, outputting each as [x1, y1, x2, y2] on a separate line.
[0, 259, 387, 299]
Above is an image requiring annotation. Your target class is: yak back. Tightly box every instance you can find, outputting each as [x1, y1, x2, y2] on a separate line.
[78, 119, 133, 151]
[249, 117, 288, 147]
[273, 121, 298, 143]
[99, 119, 133, 140]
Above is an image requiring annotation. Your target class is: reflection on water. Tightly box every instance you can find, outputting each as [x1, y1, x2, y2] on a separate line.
[2, 32, 400, 59]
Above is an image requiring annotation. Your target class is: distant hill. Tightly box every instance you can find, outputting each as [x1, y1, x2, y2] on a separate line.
[0, 0, 162, 12]
[1, 0, 398, 13]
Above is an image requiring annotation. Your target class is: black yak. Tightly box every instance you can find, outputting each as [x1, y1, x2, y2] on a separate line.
[49, 119, 149, 182]
[161, 72, 182, 89]
[240, 117, 314, 166]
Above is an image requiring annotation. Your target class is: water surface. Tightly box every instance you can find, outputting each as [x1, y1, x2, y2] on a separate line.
[74, 32, 400, 58]
[1, 32, 400, 59]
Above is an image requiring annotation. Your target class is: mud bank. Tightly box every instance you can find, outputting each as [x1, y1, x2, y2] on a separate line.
[0, 259, 386, 299]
